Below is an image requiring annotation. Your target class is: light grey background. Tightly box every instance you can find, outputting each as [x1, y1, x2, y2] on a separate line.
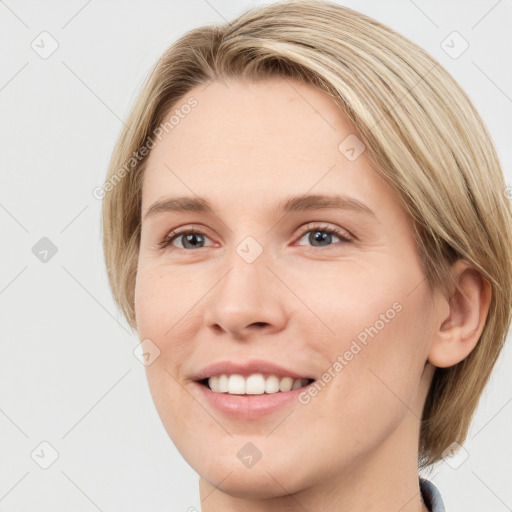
[1, 0, 511, 511]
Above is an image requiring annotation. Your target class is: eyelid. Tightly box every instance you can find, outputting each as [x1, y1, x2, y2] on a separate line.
[156, 223, 217, 250]
[294, 222, 354, 243]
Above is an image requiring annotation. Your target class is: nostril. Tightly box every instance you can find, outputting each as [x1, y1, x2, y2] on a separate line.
[250, 322, 268, 328]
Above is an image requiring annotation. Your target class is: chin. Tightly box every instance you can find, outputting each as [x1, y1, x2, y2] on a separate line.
[200, 466, 303, 500]
[192, 443, 317, 500]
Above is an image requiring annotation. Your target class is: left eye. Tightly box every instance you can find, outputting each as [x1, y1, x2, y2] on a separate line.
[296, 225, 353, 248]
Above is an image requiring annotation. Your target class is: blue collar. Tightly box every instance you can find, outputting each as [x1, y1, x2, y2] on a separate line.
[420, 477, 445, 512]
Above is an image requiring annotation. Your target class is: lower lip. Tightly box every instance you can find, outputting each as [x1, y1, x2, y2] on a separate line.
[193, 381, 313, 420]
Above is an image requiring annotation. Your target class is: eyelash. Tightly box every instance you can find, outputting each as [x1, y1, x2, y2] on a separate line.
[156, 223, 354, 252]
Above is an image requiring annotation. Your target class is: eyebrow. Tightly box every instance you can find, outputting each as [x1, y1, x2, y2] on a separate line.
[143, 193, 376, 220]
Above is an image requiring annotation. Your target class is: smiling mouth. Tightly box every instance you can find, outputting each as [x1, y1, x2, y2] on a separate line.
[198, 374, 315, 395]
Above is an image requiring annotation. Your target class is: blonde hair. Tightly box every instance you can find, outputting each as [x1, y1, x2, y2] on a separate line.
[101, 0, 512, 468]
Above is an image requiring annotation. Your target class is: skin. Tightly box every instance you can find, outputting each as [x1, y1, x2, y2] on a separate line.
[134, 77, 491, 512]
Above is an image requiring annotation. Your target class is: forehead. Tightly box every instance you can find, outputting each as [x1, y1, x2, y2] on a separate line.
[140, 77, 400, 220]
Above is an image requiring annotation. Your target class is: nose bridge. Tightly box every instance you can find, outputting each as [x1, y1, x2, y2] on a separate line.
[216, 235, 270, 307]
[203, 234, 286, 336]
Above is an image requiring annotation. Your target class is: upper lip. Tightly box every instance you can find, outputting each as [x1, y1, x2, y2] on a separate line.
[191, 359, 315, 381]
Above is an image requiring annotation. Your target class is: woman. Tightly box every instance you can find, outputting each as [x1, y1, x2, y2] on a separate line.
[101, 1, 512, 510]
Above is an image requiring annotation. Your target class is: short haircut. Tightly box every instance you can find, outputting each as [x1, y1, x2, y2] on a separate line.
[101, 0, 512, 468]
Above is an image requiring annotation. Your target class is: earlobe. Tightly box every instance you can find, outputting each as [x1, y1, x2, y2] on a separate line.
[427, 260, 492, 369]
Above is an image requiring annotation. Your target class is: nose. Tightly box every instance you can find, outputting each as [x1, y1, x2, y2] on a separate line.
[203, 247, 288, 340]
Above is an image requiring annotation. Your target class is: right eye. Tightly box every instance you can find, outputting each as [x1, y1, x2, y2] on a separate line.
[157, 228, 215, 251]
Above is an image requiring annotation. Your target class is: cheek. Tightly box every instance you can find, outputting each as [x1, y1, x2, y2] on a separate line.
[304, 260, 433, 403]
[134, 269, 186, 398]
[289, 259, 404, 343]
[329, 289, 432, 428]
[134, 265, 201, 338]
[134, 265, 209, 410]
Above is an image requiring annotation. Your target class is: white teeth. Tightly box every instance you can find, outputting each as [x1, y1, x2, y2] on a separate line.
[291, 378, 302, 390]
[245, 374, 266, 394]
[265, 375, 280, 394]
[207, 373, 311, 395]
[209, 375, 219, 391]
[279, 376, 293, 392]
[218, 374, 229, 392]
[227, 374, 245, 394]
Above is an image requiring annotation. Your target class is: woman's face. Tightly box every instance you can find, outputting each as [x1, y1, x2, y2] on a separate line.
[135, 77, 438, 498]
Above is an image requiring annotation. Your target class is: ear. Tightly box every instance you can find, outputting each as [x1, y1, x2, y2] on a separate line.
[428, 259, 492, 368]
